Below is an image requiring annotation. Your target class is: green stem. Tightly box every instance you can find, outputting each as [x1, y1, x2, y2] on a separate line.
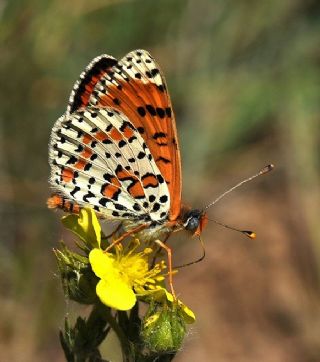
[101, 306, 134, 362]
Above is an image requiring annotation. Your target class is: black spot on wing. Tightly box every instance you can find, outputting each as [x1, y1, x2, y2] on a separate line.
[84, 163, 92, 171]
[106, 124, 113, 132]
[83, 191, 95, 202]
[149, 195, 156, 202]
[75, 144, 84, 153]
[157, 84, 166, 92]
[137, 152, 146, 159]
[146, 105, 156, 116]
[157, 174, 165, 184]
[146, 68, 159, 78]
[119, 121, 134, 132]
[159, 195, 168, 203]
[70, 186, 80, 197]
[137, 107, 146, 117]
[67, 155, 77, 165]
[103, 173, 113, 182]
[156, 107, 165, 118]
[99, 197, 109, 207]
[153, 132, 167, 139]
[115, 203, 126, 210]
[133, 203, 141, 211]
[152, 203, 160, 212]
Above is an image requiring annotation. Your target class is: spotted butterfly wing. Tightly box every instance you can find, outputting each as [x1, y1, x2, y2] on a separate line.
[67, 50, 182, 221]
[49, 107, 170, 223]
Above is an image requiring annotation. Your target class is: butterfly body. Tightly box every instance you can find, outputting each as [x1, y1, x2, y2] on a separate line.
[49, 49, 207, 242]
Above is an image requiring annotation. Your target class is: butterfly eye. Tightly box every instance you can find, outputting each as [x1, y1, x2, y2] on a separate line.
[185, 217, 200, 232]
[183, 209, 202, 232]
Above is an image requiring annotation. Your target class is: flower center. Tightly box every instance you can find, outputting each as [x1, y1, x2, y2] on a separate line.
[114, 254, 149, 286]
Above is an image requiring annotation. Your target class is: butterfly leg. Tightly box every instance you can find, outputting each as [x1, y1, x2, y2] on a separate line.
[154, 239, 176, 299]
[150, 232, 170, 268]
[104, 223, 147, 252]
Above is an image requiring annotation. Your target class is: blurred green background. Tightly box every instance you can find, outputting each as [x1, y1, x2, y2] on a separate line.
[1, 0, 320, 361]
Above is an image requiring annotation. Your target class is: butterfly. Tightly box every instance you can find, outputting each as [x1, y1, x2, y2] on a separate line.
[48, 50, 209, 293]
[48, 50, 274, 296]
[49, 49, 208, 242]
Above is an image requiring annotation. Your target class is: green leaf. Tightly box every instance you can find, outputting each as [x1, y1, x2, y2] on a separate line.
[60, 306, 111, 362]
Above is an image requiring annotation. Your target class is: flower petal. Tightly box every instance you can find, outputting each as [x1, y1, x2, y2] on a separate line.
[62, 208, 101, 248]
[96, 279, 136, 311]
[89, 249, 114, 279]
[177, 301, 196, 324]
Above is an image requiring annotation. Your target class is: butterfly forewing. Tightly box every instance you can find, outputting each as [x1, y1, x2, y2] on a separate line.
[49, 107, 170, 222]
[67, 50, 182, 221]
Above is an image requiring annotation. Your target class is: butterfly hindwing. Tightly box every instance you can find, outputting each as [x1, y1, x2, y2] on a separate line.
[49, 107, 170, 222]
[67, 50, 182, 221]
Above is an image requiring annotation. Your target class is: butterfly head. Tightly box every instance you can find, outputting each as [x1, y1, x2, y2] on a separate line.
[183, 209, 208, 236]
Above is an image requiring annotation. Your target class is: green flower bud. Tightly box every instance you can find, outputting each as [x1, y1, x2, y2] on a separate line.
[54, 243, 98, 304]
[141, 302, 187, 353]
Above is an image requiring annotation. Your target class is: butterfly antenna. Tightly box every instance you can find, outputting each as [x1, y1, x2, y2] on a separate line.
[208, 218, 256, 239]
[174, 236, 206, 269]
[203, 164, 274, 211]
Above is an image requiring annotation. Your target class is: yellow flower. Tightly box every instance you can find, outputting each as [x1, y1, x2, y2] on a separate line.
[89, 242, 167, 311]
[62, 208, 196, 321]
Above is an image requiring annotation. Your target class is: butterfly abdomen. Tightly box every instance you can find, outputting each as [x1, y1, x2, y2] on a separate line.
[122, 219, 172, 243]
[47, 194, 80, 214]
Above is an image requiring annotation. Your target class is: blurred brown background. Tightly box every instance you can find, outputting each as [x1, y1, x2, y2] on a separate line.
[0, 0, 320, 361]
